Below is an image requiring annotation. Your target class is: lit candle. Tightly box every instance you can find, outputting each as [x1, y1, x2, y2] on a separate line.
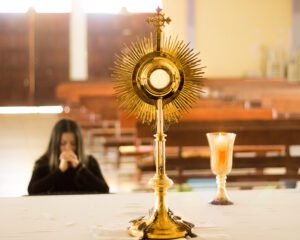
[216, 133, 228, 171]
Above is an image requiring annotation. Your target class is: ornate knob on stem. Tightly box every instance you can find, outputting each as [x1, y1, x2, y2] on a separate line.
[212, 175, 233, 205]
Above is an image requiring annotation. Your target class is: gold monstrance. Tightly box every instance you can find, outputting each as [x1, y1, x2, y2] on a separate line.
[112, 8, 204, 239]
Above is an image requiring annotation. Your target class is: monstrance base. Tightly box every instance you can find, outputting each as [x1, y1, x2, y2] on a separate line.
[128, 208, 196, 239]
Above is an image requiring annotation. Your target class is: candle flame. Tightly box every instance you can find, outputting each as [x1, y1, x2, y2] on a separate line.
[218, 132, 223, 139]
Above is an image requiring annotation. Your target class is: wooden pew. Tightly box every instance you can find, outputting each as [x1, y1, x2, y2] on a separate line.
[56, 82, 114, 104]
[193, 98, 245, 108]
[181, 107, 276, 120]
[136, 119, 300, 187]
[201, 78, 300, 119]
[261, 95, 300, 119]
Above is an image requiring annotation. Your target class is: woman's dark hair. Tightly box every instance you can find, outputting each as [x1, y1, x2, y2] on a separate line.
[46, 118, 86, 171]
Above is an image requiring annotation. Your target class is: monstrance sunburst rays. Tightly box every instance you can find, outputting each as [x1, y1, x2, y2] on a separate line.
[112, 33, 204, 124]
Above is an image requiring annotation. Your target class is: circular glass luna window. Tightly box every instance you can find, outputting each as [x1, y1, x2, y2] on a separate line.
[132, 52, 184, 104]
[149, 69, 171, 90]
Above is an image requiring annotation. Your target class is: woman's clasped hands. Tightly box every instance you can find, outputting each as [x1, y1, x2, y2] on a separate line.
[59, 150, 79, 172]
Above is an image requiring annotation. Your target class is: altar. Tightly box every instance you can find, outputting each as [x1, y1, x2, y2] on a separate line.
[0, 189, 299, 240]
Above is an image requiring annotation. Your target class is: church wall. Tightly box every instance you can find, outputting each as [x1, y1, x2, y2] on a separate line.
[164, 0, 292, 78]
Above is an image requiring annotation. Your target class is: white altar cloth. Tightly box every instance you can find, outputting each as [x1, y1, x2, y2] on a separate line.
[0, 189, 299, 240]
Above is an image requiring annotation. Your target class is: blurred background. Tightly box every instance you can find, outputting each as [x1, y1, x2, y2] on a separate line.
[0, 0, 300, 197]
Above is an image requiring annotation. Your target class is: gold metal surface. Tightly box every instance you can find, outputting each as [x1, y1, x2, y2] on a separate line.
[112, 8, 203, 239]
[128, 99, 195, 239]
[112, 7, 204, 124]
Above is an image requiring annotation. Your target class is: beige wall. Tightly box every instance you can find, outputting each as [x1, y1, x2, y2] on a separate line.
[163, 0, 188, 42]
[163, 0, 292, 77]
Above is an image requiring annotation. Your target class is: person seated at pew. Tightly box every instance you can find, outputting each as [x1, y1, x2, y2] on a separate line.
[28, 118, 109, 195]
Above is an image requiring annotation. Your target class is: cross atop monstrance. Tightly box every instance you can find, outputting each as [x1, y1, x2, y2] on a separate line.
[146, 7, 171, 31]
[146, 7, 171, 50]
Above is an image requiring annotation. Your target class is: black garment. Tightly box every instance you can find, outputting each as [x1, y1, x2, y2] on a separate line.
[28, 154, 109, 195]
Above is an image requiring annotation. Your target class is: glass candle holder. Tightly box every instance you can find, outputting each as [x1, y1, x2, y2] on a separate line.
[206, 132, 236, 205]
